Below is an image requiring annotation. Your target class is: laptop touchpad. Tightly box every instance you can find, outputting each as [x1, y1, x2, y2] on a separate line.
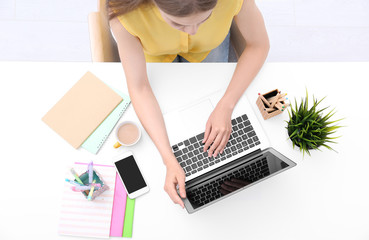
[179, 99, 214, 136]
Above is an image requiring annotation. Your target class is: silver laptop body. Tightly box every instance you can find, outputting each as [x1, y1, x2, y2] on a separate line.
[163, 89, 296, 213]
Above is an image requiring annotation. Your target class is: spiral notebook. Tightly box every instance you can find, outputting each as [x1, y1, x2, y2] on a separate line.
[81, 88, 131, 154]
[42, 71, 122, 149]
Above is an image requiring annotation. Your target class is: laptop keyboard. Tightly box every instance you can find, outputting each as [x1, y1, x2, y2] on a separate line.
[171, 114, 261, 177]
[187, 157, 270, 208]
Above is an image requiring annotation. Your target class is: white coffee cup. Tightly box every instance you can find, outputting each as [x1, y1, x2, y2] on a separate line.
[113, 121, 141, 148]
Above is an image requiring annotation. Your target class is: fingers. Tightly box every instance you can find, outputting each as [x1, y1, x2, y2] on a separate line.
[165, 184, 185, 208]
[178, 176, 186, 199]
[202, 122, 211, 144]
[219, 188, 230, 195]
[203, 122, 231, 157]
[220, 183, 238, 193]
[203, 129, 218, 155]
[231, 178, 249, 186]
[206, 132, 223, 157]
[214, 133, 231, 156]
[223, 180, 245, 189]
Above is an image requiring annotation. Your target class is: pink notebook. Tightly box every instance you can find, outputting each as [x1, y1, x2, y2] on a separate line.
[110, 173, 127, 236]
[59, 163, 116, 238]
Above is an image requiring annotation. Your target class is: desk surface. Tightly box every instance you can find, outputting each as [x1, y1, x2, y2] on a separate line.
[0, 62, 368, 240]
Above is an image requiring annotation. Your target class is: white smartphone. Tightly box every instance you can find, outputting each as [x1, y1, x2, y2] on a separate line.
[112, 151, 149, 199]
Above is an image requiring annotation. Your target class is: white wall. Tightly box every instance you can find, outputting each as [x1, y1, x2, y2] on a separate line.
[0, 0, 368, 61]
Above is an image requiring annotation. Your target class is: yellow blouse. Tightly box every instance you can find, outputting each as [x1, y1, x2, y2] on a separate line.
[117, 0, 244, 62]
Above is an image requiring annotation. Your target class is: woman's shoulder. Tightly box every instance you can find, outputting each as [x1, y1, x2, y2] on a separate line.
[214, 0, 244, 17]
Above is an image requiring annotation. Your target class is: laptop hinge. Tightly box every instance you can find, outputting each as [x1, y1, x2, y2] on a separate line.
[186, 148, 262, 187]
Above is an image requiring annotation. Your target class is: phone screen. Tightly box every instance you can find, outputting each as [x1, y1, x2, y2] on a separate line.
[114, 155, 147, 194]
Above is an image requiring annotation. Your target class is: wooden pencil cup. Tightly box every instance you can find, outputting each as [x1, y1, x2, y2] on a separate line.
[256, 89, 286, 120]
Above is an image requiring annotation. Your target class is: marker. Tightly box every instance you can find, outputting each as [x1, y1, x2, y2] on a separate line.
[88, 161, 93, 184]
[71, 186, 92, 192]
[65, 178, 83, 186]
[71, 183, 101, 191]
[87, 180, 96, 201]
[70, 168, 84, 185]
[71, 185, 101, 192]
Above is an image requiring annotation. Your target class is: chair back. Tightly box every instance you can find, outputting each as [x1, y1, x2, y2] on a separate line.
[88, 0, 120, 62]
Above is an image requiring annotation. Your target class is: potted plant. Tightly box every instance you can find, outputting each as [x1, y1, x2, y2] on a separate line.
[286, 90, 343, 156]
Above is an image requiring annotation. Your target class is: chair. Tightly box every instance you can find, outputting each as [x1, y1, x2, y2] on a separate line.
[88, 0, 120, 62]
[88, 0, 245, 62]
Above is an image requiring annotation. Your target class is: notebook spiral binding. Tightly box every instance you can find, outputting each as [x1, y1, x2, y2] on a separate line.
[96, 101, 131, 150]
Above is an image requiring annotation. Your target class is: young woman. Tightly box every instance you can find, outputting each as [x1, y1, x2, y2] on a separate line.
[108, 0, 269, 208]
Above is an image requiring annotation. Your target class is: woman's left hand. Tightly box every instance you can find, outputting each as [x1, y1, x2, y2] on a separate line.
[202, 101, 233, 157]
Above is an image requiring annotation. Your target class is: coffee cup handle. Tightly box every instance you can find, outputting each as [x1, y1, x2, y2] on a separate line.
[114, 142, 122, 148]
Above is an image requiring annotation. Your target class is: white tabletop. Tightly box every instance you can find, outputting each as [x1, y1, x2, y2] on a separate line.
[0, 62, 368, 240]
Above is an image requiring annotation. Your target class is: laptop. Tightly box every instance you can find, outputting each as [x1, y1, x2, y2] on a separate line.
[163, 89, 296, 213]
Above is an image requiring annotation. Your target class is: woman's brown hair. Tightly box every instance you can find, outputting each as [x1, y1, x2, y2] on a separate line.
[108, 0, 218, 20]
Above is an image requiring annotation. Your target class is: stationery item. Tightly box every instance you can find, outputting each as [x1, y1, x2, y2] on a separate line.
[81, 88, 131, 154]
[256, 89, 289, 120]
[264, 108, 276, 113]
[65, 178, 83, 186]
[267, 93, 287, 102]
[114, 121, 141, 148]
[70, 168, 84, 185]
[75, 183, 101, 189]
[275, 102, 286, 111]
[122, 197, 135, 238]
[87, 180, 96, 200]
[110, 173, 128, 237]
[71, 186, 92, 191]
[258, 93, 271, 108]
[270, 93, 280, 108]
[88, 161, 93, 184]
[78, 168, 110, 200]
[42, 71, 122, 148]
[58, 163, 116, 238]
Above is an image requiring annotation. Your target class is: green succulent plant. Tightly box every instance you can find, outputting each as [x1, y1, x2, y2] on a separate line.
[286, 90, 343, 156]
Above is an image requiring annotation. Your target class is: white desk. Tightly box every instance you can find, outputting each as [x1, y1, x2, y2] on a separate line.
[1, 62, 368, 240]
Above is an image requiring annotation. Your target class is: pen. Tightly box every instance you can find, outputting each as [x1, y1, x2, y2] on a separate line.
[70, 168, 84, 185]
[87, 180, 96, 201]
[65, 178, 83, 186]
[88, 161, 93, 184]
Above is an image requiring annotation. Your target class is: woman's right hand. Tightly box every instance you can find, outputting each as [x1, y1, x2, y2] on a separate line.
[164, 156, 186, 208]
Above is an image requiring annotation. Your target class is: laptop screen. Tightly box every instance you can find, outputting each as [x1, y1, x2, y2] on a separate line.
[185, 149, 295, 210]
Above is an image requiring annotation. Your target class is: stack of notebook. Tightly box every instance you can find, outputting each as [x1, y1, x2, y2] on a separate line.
[58, 162, 136, 238]
[42, 71, 131, 154]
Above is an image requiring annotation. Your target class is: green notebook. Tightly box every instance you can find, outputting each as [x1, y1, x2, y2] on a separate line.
[81, 88, 130, 154]
[123, 197, 135, 238]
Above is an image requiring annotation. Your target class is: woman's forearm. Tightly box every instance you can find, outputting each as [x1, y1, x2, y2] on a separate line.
[127, 82, 177, 166]
[219, 0, 270, 111]
[220, 44, 269, 110]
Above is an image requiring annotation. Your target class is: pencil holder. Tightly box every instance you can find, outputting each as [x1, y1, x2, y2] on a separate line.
[256, 89, 287, 120]
[76, 169, 109, 201]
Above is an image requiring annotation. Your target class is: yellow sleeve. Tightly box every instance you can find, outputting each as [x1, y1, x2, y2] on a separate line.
[234, 0, 244, 15]
[117, 14, 138, 37]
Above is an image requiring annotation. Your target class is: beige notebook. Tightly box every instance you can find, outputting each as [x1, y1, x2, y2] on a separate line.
[42, 71, 122, 148]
